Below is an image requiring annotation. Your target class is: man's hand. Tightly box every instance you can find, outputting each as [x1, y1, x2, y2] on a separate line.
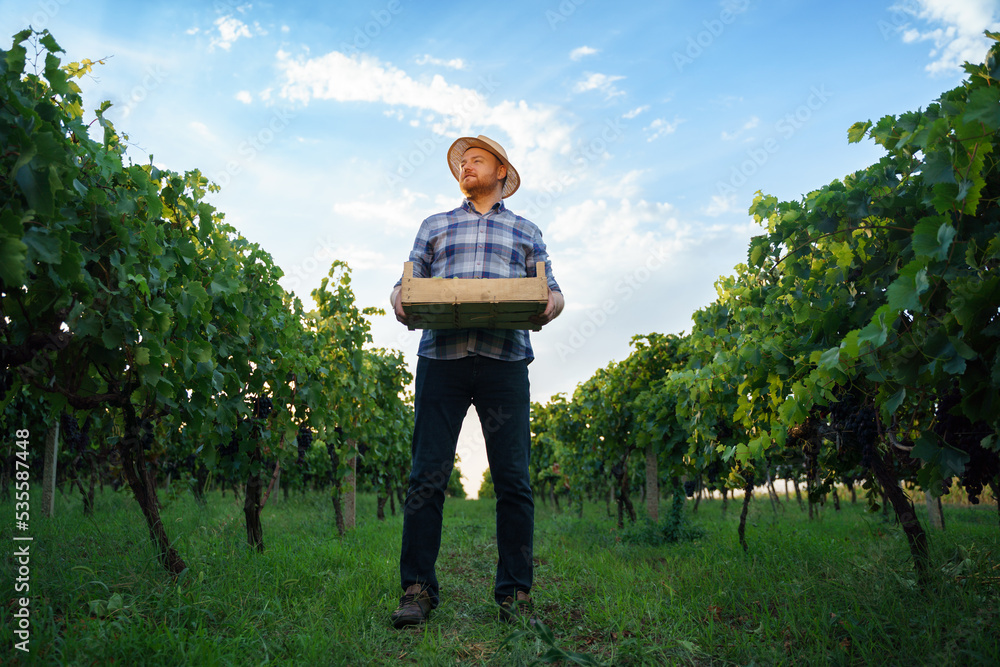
[392, 286, 419, 327]
[529, 289, 564, 327]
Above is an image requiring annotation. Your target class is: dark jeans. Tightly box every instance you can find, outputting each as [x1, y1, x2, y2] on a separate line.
[400, 355, 533, 606]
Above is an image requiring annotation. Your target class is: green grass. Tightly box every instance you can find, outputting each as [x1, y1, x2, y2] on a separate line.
[2, 486, 998, 665]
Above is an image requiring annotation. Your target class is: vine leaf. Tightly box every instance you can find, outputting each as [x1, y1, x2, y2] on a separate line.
[911, 217, 956, 261]
[964, 85, 1000, 130]
[885, 261, 929, 313]
[847, 120, 871, 144]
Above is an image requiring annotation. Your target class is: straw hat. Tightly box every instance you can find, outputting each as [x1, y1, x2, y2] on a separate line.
[447, 135, 520, 198]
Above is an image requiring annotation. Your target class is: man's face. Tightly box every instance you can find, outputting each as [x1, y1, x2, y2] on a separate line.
[459, 147, 506, 199]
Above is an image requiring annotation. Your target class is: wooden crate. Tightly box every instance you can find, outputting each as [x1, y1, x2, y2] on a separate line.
[401, 261, 548, 331]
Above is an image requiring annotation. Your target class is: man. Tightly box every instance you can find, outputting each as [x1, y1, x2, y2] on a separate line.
[389, 135, 564, 628]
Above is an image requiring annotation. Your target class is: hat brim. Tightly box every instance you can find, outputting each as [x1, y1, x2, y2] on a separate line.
[447, 137, 520, 199]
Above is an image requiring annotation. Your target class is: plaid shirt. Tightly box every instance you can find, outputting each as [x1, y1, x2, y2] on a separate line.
[398, 198, 560, 361]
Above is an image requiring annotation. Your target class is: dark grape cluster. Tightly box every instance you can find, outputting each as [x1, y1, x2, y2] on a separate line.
[162, 451, 199, 476]
[140, 419, 154, 448]
[828, 392, 857, 431]
[935, 390, 998, 504]
[60, 412, 90, 454]
[961, 447, 998, 504]
[325, 426, 345, 469]
[218, 430, 240, 459]
[296, 424, 313, 465]
[253, 396, 273, 420]
[683, 480, 697, 498]
[326, 440, 339, 468]
[829, 393, 878, 468]
[849, 407, 877, 467]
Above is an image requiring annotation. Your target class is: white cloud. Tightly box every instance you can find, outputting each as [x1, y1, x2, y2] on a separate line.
[703, 192, 738, 217]
[548, 198, 682, 246]
[574, 72, 626, 98]
[721, 115, 759, 141]
[278, 50, 475, 110]
[311, 244, 386, 271]
[275, 49, 575, 192]
[332, 188, 435, 235]
[593, 169, 644, 199]
[211, 16, 251, 51]
[210, 15, 265, 51]
[644, 117, 682, 142]
[892, 0, 1000, 74]
[189, 121, 215, 141]
[570, 46, 599, 61]
[415, 54, 466, 70]
[623, 105, 649, 119]
[543, 199, 695, 314]
[235, 90, 253, 104]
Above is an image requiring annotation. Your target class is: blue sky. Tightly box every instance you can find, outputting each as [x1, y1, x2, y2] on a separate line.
[3, 0, 998, 494]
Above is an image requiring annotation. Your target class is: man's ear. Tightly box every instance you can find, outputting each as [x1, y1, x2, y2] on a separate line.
[497, 164, 507, 181]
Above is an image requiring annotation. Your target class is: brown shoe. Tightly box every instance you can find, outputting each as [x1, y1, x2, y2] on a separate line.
[391, 584, 433, 629]
[498, 590, 535, 625]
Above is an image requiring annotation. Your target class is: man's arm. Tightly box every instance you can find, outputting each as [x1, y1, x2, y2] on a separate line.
[389, 284, 415, 326]
[529, 288, 564, 327]
[392, 218, 437, 327]
[526, 223, 562, 326]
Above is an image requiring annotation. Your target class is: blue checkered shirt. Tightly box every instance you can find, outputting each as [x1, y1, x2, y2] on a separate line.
[397, 199, 560, 361]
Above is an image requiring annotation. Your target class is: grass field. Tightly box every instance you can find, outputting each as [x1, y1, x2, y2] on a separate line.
[2, 485, 998, 665]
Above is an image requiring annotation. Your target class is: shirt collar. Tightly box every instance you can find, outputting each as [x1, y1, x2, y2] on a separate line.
[462, 198, 506, 214]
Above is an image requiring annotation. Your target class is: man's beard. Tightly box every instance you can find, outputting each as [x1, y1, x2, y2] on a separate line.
[461, 172, 502, 200]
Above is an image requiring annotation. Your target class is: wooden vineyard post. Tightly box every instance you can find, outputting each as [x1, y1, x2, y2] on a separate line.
[921, 463, 944, 530]
[42, 421, 60, 518]
[344, 439, 357, 530]
[645, 443, 658, 522]
[925, 492, 945, 531]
